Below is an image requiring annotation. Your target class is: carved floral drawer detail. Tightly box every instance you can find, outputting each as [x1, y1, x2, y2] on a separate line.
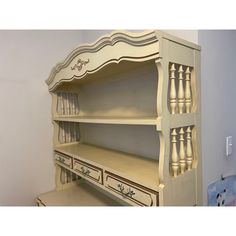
[73, 159, 103, 184]
[54, 152, 72, 168]
[104, 172, 158, 206]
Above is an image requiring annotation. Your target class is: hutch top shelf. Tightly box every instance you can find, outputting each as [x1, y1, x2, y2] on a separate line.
[46, 30, 200, 92]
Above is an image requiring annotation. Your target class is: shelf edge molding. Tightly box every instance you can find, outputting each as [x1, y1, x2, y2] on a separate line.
[53, 116, 162, 128]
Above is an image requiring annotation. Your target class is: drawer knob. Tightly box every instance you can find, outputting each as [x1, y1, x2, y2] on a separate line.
[117, 184, 135, 198]
[81, 166, 91, 176]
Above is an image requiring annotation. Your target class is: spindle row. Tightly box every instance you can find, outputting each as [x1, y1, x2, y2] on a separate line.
[58, 122, 80, 143]
[60, 167, 77, 184]
[171, 126, 193, 177]
[169, 63, 192, 114]
[57, 92, 79, 116]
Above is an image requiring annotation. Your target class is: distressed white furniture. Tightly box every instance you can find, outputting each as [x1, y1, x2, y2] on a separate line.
[39, 30, 202, 206]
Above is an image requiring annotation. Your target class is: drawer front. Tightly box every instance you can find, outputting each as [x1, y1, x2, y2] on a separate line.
[104, 172, 158, 206]
[55, 152, 72, 168]
[73, 159, 102, 184]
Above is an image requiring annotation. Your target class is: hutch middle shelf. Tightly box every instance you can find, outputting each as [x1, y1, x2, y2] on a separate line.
[55, 142, 160, 191]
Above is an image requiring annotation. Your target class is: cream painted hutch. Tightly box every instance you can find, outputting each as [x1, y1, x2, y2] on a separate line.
[37, 30, 202, 206]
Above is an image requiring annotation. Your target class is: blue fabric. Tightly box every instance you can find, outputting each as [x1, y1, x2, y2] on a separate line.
[208, 175, 236, 206]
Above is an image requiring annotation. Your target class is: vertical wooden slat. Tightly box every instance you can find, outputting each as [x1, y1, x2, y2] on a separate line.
[61, 93, 65, 115]
[71, 122, 74, 142]
[186, 126, 193, 170]
[75, 93, 79, 115]
[72, 93, 76, 115]
[60, 167, 67, 185]
[62, 122, 66, 143]
[171, 128, 179, 177]
[179, 128, 186, 174]
[66, 122, 70, 143]
[170, 63, 177, 114]
[68, 122, 71, 143]
[64, 169, 68, 183]
[55, 164, 63, 190]
[178, 65, 185, 113]
[76, 123, 80, 141]
[57, 92, 60, 115]
[58, 122, 62, 143]
[74, 122, 77, 142]
[68, 93, 72, 115]
[185, 67, 192, 113]
[66, 93, 70, 115]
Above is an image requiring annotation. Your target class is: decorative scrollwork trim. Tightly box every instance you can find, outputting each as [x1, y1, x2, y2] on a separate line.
[71, 59, 90, 71]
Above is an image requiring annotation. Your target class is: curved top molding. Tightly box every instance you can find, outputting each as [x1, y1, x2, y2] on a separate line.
[46, 30, 200, 91]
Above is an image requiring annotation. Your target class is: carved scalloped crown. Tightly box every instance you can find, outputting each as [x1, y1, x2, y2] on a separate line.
[46, 30, 200, 91]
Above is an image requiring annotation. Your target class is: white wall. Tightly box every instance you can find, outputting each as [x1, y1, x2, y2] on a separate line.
[164, 30, 198, 44]
[199, 30, 236, 205]
[0, 30, 85, 205]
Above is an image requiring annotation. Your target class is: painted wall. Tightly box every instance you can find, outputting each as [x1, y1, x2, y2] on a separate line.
[199, 30, 236, 205]
[0, 30, 85, 205]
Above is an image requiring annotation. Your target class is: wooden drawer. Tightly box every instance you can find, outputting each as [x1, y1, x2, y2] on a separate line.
[54, 152, 72, 168]
[73, 159, 102, 184]
[104, 172, 158, 206]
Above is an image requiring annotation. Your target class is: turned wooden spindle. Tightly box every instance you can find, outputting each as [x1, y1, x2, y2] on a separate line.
[171, 129, 179, 177]
[170, 63, 177, 114]
[179, 128, 186, 174]
[186, 126, 193, 170]
[178, 65, 185, 113]
[185, 67, 192, 113]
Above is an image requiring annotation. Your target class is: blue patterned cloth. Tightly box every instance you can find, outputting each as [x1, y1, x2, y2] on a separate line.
[208, 175, 236, 206]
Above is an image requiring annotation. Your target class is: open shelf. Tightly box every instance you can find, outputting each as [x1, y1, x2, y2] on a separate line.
[55, 143, 160, 190]
[36, 182, 120, 206]
[53, 115, 161, 126]
[54, 61, 158, 119]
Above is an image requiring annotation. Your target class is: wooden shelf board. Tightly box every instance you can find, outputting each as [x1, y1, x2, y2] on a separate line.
[37, 182, 119, 206]
[55, 143, 160, 190]
[53, 115, 160, 126]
